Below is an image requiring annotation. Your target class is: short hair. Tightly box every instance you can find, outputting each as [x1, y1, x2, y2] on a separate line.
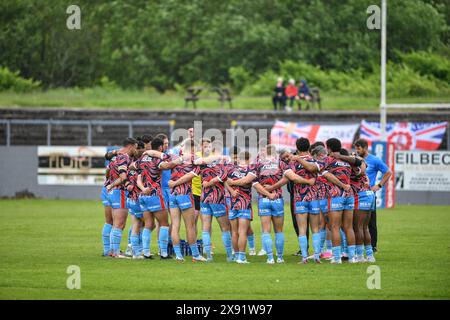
[266, 144, 276, 156]
[354, 138, 368, 149]
[232, 146, 240, 156]
[155, 133, 168, 141]
[151, 137, 164, 150]
[310, 141, 325, 152]
[296, 137, 310, 152]
[141, 134, 153, 144]
[326, 138, 342, 152]
[239, 151, 251, 161]
[123, 137, 138, 147]
[201, 138, 211, 144]
[137, 141, 145, 149]
[311, 145, 327, 157]
[340, 148, 350, 156]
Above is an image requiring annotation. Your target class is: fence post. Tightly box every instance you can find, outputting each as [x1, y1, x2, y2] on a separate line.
[47, 121, 51, 146]
[128, 123, 133, 138]
[169, 119, 176, 147]
[87, 122, 92, 146]
[6, 120, 10, 146]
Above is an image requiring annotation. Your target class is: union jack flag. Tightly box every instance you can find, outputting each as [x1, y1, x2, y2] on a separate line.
[360, 120, 448, 150]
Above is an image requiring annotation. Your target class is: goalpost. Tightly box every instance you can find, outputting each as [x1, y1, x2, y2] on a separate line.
[379, 0, 450, 140]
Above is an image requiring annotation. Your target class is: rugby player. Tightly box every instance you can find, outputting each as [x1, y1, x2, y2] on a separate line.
[136, 137, 181, 259]
[101, 151, 116, 256]
[167, 138, 207, 262]
[105, 138, 138, 258]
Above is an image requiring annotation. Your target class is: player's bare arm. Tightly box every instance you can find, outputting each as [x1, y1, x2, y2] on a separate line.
[224, 180, 238, 198]
[136, 174, 151, 195]
[168, 171, 196, 188]
[371, 169, 392, 192]
[227, 173, 256, 186]
[253, 182, 276, 200]
[106, 172, 127, 191]
[284, 170, 315, 186]
[265, 176, 289, 192]
[290, 155, 319, 173]
[323, 172, 350, 191]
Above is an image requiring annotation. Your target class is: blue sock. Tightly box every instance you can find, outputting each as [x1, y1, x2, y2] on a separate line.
[240, 252, 246, 261]
[190, 243, 200, 258]
[248, 234, 255, 250]
[202, 231, 212, 259]
[102, 223, 112, 255]
[326, 239, 332, 251]
[221, 231, 232, 259]
[111, 227, 123, 255]
[365, 244, 373, 257]
[348, 245, 356, 260]
[159, 226, 169, 257]
[340, 229, 348, 254]
[275, 232, 284, 259]
[137, 230, 143, 255]
[131, 234, 140, 256]
[319, 228, 327, 253]
[173, 244, 183, 259]
[262, 233, 273, 260]
[356, 245, 364, 256]
[332, 246, 341, 262]
[312, 232, 321, 259]
[299, 235, 308, 259]
[142, 228, 151, 256]
[127, 227, 132, 246]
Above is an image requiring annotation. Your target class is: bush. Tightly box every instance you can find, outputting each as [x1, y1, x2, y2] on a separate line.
[0, 67, 40, 92]
[400, 51, 450, 83]
[229, 66, 251, 94]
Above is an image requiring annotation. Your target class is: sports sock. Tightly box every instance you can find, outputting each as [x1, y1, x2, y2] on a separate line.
[159, 226, 169, 257]
[137, 230, 143, 255]
[111, 227, 123, 255]
[221, 231, 232, 259]
[102, 223, 112, 255]
[356, 245, 364, 256]
[130, 234, 140, 256]
[312, 232, 321, 259]
[319, 228, 327, 253]
[190, 243, 200, 258]
[298, 235, 308, 259]
[275, 232, 284, 259]
[326, 239, 332, 251]
[348, 245, 356, 260]
[173, 244, 183, 259]
[127, 227, 132, 246]
[240, 252, 246, 261]
[340, 229, 348, 255]
[142, 228, 152, 256]
[332, 246, 341, 262]
[262, 233, 273, 260]
[248, 234, 255, 250]
[202, 231, 212, 259]
[365, 244, 373, 257]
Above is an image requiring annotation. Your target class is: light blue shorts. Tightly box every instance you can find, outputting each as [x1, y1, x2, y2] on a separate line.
[258, 198, 284, 217]
[228, 209, 252, 220]
[319, 198, 329, 214]
[101, 186, 110, 207]
[355, 190, 375, 211]
[127, 198, 143, 218]
[108, 189, 128, 209]
[200, 202, 227, 218]
[329, 196, 355, 212]
[295, 200, 320, 215]
[169, 194, 194, 210]
[139, 195, 166, 212]
[162, 188, 171, 208]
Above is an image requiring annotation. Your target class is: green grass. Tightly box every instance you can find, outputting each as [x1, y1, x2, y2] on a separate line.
[0, 88, 449, 111]
[0, 199, 449, 300]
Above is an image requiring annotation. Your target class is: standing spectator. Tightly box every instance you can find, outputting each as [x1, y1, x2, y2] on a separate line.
[298, 80, 312, 110]
[272, 77, 286, 111]
[285, 79, 298, 111]
[354, 138, 392, 253]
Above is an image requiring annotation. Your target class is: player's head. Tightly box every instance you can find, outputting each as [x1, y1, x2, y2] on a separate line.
[311, 145, 327, 159]
[340, 148, 350, 156]
[123, 137, 138, 156]
[155, 133, 169, 152]
[258, 139, 268, 157]
[135, 140, 146, 158]
[296, 137, 310, 152]
[354, 138, 369, 157]
[238, 151, 251, 165]
[151, 137, 164, 152]
[310, 141, 325, 153]
[265, 144, 277, 157]
[211, 140, 223, 155]
[181, 138, 197, 156]
[326, 138, 341, 153]
[201, 138, 211, 156]
[279, 149, 292, 163]
[141, 134, 153, 150]
[231, 146, 240, 164]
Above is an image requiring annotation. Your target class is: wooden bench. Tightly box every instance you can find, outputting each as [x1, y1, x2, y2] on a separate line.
[184, 86, 233, 109]
[297, 87, 321, 111]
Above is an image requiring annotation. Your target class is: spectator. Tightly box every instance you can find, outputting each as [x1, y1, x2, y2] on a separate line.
[272, 77, 286, 111]
[298, 79, 312, 110]
[285, 79, 298, 111]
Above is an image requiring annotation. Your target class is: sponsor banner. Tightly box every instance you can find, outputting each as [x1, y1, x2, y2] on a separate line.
[395, 150, 450, 191]
[372, 142, 395, 209]
[270, 120, 359, 150]
[38, 146, 107, 185]
[360, 120, 448, 150]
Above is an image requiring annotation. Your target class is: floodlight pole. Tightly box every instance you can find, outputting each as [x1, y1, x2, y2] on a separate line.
[380, 0, 387, 141]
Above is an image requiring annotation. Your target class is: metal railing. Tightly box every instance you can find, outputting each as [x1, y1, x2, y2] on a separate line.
[0, 119, 175, 146]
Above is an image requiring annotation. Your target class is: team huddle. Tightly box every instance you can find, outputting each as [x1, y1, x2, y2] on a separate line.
[100, 129, 377, 265]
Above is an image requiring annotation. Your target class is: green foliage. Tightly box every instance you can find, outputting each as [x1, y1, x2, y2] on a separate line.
[229, 66, 252, 94]
[0, 66, 40, 92]
[400, 51, 450, 82]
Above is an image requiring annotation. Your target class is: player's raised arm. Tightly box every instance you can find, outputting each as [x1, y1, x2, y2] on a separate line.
[323, 171, 350, 191]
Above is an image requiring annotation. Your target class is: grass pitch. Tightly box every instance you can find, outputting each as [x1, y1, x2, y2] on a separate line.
[0, 199, 449, 300]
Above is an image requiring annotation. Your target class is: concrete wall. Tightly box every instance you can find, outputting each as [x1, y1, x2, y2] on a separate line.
[1, 146, 449, 205]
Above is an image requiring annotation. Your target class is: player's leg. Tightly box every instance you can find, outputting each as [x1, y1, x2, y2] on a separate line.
[229, 213, 239, 260]
[295, 201, 309, 263]
[216, 210, 233, 262]
[154, 208, 170, 259]
[110, 190, 129, 258]
[309, 202, 322, 263]
[142, 210, 155, 259]
[102, 205, 113, 256]
[247, 223, 256, 256]
[343, 208, 356, 263]
[328, 209, 343, 264]
[181, 206, 206, 262]
[130, 214, 143, 259]
[237, 216, 251, 263]
[354, 210, 365, 262]
[200, 203, 213, 261]
[260, 215, 274, 264]
[361, 191, 376, 262]
[193, 195, 201, 239]
[169, 206, 183, 261]
[271, 198, 285, 263]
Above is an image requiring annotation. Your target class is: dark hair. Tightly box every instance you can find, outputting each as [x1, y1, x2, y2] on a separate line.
[296, 137, 310, 152]
[201, 138, 211, 144]
[151, 137, 164, 150]
[326, 138, 342, 152]
[239, 151, 251, 161]
[137, 141, 145, 149]
[141, 134, 153, 144]
[339, 148, 349, 156]
[232, 146, 240, 156]
[155, 133, 168, 141]
[123, 137, 138, 147]
[354, 138, 368, 149]
[310, 141, 325, 152]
